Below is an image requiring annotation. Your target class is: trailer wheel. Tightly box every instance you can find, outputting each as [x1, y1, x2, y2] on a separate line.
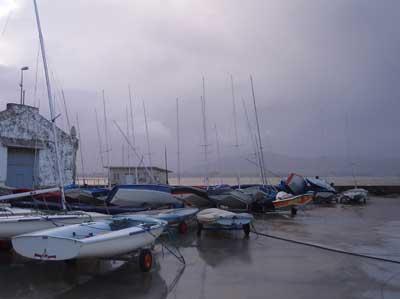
[291, 207, 297, 217]
[197, 223, 203, 236]
[340, 196, 350, 204]
[64, 259, 77, 266]
[139, 249, 153, 272]
[0, 240, 12, 251]
[178, 221, 188, 234]
[243, 223, 250, 237]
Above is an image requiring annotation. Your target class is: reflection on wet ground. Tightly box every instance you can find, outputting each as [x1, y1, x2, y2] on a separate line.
[0, 196, 399, 299]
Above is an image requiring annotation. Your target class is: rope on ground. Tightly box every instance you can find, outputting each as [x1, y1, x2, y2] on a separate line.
[251, 225, 400, 265]
[163, 228, 186, 265]
[145, 227, 186, 265]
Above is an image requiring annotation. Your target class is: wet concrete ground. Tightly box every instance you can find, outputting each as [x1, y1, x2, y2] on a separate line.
[0, 196, 399, 299]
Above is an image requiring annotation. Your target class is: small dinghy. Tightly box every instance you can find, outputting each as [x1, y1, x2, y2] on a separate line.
[64, 186, 109, 204]
[196, 208, 253, 236]
[273, 192, 314, 216]
[0, 204, 35, 216]
[208, 187, 254, 211]
[286, 173, 307, 195]
[0, 212, 109, 240]
[11, 199, 148, 215]
[340, 188, 368, 204]
[12, 215, 166, 270]
[106, 185, 183, 208]
[137, 208, 199, 234]
[171, 186, 214, 208]
[305, 177, 338, 203]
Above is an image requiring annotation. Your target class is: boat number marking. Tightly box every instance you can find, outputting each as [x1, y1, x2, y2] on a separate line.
[34, 249, 56, 259]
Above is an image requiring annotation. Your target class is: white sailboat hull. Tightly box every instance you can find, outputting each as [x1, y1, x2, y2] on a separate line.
[209, 190, 254, 210]
[0, 212, 109, 240]
[177, 193, 213, 208]
[0, 204, 36, 217]
[197, 208, 253, 226]
[12, 216, 166, 261]
[342, 188, 368, 202]
[110, 188, 181, 208]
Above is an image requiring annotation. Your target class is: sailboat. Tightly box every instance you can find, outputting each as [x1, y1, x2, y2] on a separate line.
[0, 0, 109, 240]
[136, 207, 199, 234]
[339, 115, 368, 204]
[106, 184, 183, 208]
[171, 185, 214, 208]
[0, 203, 35, 216]
[207, 186, 255, 211]
[196, 208, 253, 237]
[340, 188, 368, 204]
[12, 215, 166, 271]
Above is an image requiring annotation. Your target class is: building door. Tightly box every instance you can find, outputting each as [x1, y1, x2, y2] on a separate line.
[6, 148, 36, 188]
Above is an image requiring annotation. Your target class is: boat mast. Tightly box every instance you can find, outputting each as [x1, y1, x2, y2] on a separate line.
[76, 114, 86, 185]
[122, 143, 125, 166]
[214, 123, 223, 185]
[94, 108, 105, 178]
[241, 97, 263, 181]
[33, 0, 66, 210]
[102, 91, 111, 188]
[176, 98, 181, 185]
[230, 75, 241, 188]
[61, 90, 71, 132]
[125, 106, 130, 173]
[113, 120, 155, 182]
[128, 85, 136, 179]
[142, 100, 154, 182]
[250, 75, 267, 185]
[164, 145, 169, 185]
[201, 77, 209, 187]
[345, 113, 358, 188]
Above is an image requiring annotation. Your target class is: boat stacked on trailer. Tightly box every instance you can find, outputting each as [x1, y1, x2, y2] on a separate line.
[0, 188, 110, 240]
[340, 188, 368, 204]
[106, 184, 183, 209]
[272, 191, 314, 216]
[196, 208, 253, 236]
[207, 185, 255, 211]
[305, 177, 338, 203]
[12, 215, 167, 272]
[171, 185, 214, 208]
[0, 203, 35, 217]
[136, 207, 199, 234]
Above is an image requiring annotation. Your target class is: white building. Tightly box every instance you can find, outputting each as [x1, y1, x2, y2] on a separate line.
[106, 166, 172, 185]
[0, 103, 78, 188]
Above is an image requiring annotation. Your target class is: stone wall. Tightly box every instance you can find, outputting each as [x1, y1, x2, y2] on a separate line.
[0, 103, 78, 187]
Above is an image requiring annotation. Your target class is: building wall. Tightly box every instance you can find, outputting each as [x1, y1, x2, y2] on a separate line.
[0, 144, 7, 185]
[0, 104, 78, 188]
[109, 168, 169, 185]
[36, 138, 76, 187]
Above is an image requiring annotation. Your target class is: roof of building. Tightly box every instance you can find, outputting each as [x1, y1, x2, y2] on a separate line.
[105, 166, 173, 173]
[0, 103, 76, 142]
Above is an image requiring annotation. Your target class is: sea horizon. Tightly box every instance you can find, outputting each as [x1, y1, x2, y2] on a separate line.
[76, 175, 400, 187]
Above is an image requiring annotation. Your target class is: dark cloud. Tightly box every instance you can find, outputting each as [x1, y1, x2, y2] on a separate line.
[0, 0, 399, 175]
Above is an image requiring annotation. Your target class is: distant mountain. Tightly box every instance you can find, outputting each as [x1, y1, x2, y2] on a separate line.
[182, 152, 400, 177]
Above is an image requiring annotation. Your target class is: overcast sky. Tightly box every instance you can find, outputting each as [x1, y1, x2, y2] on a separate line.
[0, 0, 399, 176]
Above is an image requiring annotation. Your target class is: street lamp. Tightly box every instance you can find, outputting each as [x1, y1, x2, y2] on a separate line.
[19, 66, 29, 105]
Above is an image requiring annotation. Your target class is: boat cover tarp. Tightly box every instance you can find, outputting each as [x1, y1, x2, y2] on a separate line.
[306, 178, 336, 193]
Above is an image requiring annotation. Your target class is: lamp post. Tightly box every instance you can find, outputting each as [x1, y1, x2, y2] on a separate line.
[19, 66, 29, 105]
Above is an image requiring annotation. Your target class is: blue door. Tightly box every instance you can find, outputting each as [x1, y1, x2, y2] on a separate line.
[6, 148, 37, 188]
